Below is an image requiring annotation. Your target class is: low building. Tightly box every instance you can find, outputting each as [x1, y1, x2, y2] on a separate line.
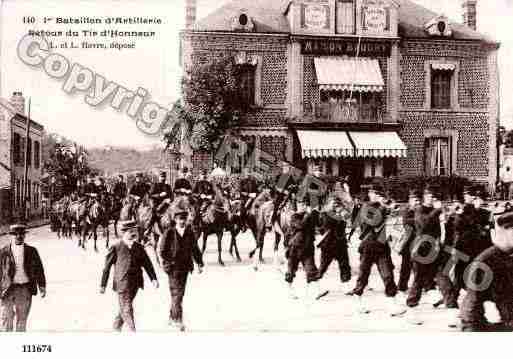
[0, 92, 44, 223]
[180, 0, 500, 191]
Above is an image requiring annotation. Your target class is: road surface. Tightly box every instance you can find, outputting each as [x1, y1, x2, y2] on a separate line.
[0, 225, 500, 332]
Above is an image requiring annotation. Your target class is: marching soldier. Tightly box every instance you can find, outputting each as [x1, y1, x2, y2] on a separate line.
[145, 172, 173, 237]
[129, 173, 150, 202]
[460, 205, 513, 332]
[397, 190, 420, 295]
[173, 167, 193, 197]
[347, 185, 404, 316]
[317, 197, 352, 286]
[473, 190, 494, 257]
[405, 186, 447, 324]
[284, 196, 327, 301]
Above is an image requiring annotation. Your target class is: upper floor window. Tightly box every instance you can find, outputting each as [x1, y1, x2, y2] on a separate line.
[12, 133, 21, 165]
[34, 141, 40, 169]
[431, 69, 452, 109]
[337, 0, 355, 34]
[238, 64, 256, 107]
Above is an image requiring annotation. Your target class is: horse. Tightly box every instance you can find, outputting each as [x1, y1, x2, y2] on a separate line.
[110, 195, 125, 238]
[246, 189, 273, 264]
[51, 196, 73, 239]
[197, 186, 241, 266]
[81, 195, 110, 252]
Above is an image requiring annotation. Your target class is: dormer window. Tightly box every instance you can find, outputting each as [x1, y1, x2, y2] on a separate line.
[231, 10, 255, 32]
[425, 15, 452, 37]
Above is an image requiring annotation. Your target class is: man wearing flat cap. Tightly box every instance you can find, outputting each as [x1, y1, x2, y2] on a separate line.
[100, 220, 158, 332]
[158, 199, 204, 331]
[0, 223, 46, 332]
[460, 205, 513, 331]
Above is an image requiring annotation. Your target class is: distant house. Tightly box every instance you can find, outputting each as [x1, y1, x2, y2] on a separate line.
[0, 92, 44, 223]
[499, 145, 513, 183]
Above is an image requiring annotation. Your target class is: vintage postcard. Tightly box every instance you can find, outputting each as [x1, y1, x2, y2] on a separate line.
[0, 0, 511, 355]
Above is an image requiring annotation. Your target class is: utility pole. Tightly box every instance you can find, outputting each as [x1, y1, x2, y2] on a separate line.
[22, 98, 31, 222]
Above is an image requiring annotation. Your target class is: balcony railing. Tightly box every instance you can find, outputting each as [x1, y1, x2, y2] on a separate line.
[313, 100, 384, 124]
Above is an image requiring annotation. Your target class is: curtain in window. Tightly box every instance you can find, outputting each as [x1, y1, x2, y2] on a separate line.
[439, 139, 449, 176]
[337, 0, 354, 34]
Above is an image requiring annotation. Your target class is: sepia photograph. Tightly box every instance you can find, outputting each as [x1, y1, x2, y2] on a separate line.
[0, 0, 512, 355]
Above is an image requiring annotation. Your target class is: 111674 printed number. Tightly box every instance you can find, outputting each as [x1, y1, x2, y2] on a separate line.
[22, 345, 52, 353]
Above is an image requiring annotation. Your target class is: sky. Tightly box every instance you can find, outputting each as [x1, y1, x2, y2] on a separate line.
[0, 0, 512, 149]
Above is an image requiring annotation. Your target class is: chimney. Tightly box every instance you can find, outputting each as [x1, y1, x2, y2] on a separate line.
[10, 92, 25, 116]
[462, 0, 477, 30]
[185, 0, 197, 29]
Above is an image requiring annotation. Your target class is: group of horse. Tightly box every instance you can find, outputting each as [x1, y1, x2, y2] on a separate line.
[49, 183, 354, 268]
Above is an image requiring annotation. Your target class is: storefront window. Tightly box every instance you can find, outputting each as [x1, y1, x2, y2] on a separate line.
[318, 90, 382, 123]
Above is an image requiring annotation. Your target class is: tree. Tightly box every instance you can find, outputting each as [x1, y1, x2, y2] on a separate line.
[164, 56, 248, 153]
[42, 132, 96, 196]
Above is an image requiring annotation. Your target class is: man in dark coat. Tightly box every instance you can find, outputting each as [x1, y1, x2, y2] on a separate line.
[347, 185, 404, 316]
[473, 190, 494, 258]
[129, 173, 150, 201]
[145, 172, 173, 236]
[0, 224, 46, 332]
[158, 199, 204, 331]
[193, 169, 215, 213]
[112, 175, 127, 200]
[460, 205, 513, 331]
[317, 197, 351, 284]
[173, 167, 193, 196]
[284, 196, 328, 301]
[100, 220, 158, 332]
[397, 190, 419, 294]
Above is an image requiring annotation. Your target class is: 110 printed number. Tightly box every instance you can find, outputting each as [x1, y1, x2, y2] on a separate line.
[22, 345, 52, 353]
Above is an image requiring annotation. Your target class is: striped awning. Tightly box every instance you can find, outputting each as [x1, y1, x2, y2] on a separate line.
[431, 63, 456, 71]
[314, 57, 385, 92]
[297, 130, 354, 158]
[349, 131, 407, 158]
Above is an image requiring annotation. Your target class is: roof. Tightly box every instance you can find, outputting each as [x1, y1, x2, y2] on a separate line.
[0, 97, 44, 131]
[192, 0, 497, 44]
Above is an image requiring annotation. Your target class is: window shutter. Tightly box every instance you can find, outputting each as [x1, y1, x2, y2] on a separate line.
[301, 4, 306, 28]
[424, 138, 431, 175]
[324, 5, 330, 29]
[362, 6, 367, 30]
[385, 7, 390, 30]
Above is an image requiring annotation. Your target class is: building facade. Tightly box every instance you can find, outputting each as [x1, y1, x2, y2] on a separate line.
[0, 92, 44, 223]
[180, 0, 499, 190]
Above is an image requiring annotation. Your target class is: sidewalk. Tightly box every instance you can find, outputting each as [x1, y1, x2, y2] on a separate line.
[0, 218, 50, 237]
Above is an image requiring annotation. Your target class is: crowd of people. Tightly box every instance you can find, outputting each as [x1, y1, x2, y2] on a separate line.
[1, 163, 513, 333]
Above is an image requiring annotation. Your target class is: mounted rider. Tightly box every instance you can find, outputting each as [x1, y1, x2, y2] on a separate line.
[112, 175, 127, 200]
[129, 173, 150, 205]
[272, 162, 298, 228]
[173, 167, 193, 198]
[193, 169, 215, 214]
[239, 172, 259, 214]
[145, 172, 173, 237]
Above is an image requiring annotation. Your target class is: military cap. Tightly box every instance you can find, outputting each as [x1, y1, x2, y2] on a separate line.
[159, 171, 167, 178]
[408, 189, 421, 199]
[119, 220, 137, 232]
[135, 172, 143, 178]
[462, 186, 473, 195]
[9, 223, 28, 234]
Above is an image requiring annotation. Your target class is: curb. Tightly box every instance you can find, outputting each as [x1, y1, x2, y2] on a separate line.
[0, 221, 51, 237]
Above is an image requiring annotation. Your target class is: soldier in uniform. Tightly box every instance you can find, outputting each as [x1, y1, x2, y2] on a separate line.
[460, 205, 513, 332]
[193, 169, 215, 213]
[96, 177, 108, 199]
[129, 173, 150, 202]
[271, 163, 297, 228]
[405, 186, 447, 324]
[173, 167, 193, 197]
[473, 190, 494, 258]
[397, 190, 420, 294]
[317, 197, 352, 286]
[239, 172, 259, 214]
[145, 172, 173, 237]
[112, 175, 127, 200]
[284, 196, 327, 300]
[347, 185, 404, 316]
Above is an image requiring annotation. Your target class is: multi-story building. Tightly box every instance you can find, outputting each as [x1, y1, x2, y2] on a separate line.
[180, 0, 499, 190]
[0, 92, 44, 223]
